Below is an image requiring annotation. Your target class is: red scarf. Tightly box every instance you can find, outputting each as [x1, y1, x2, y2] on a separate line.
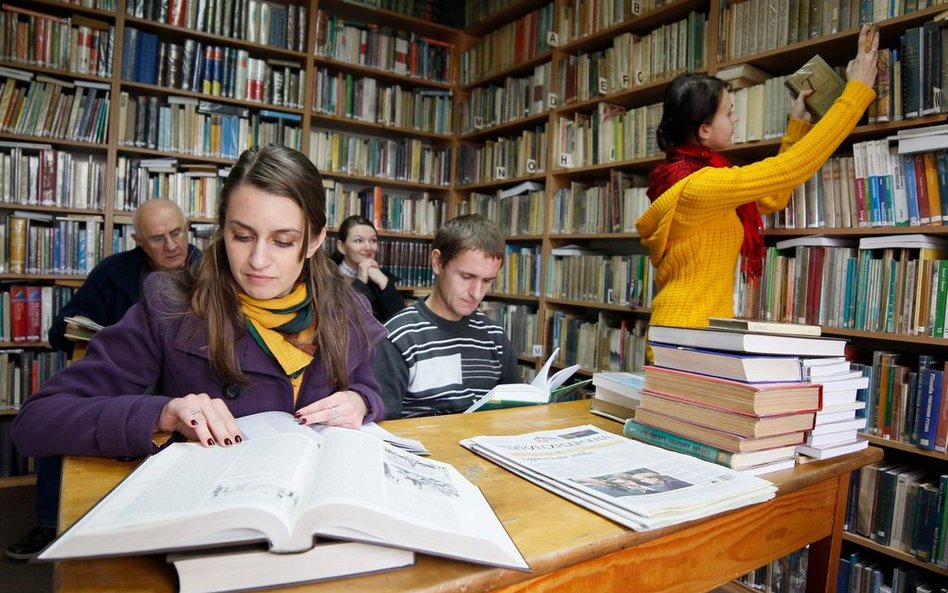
[646, 144, 765, 284]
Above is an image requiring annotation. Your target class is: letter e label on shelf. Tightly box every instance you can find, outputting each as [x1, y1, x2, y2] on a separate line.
[598, 78, 608, 95]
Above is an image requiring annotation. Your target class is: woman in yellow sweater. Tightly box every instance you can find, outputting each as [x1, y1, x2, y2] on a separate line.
[636, 25, 878, 329]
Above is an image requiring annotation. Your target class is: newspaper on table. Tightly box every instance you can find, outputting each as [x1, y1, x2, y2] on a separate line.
[461, 425, 777, 531]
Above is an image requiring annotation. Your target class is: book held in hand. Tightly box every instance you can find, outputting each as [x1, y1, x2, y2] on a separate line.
[63, 315, 104, 342]
[39, 415, 528, 571]
[784, 54, 846, 118]
[465, 348, 580, 412]
[170, 541, 415, 593]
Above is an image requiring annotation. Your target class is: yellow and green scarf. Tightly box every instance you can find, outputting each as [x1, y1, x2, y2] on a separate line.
[238, 283, 316, 402]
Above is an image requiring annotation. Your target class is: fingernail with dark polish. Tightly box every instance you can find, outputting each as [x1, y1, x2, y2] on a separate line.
[297, 417, 306, 425]
[234, 435, 242, 443]
[207, 438, 215, 446]
[293, 411, 302, 418]
[224, 438, 232, 446]
[190, 419, 198, 426]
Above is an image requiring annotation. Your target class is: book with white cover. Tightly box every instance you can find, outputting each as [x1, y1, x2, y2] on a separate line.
[707, 317, 822, 336]
[649, 343, 803, 383]
[647, 325, 847, 357]
[796, 439, 868, 460]
[39, 416, 528, 570]
[170, 541, 415, 593]
[465, 348, 579, 412]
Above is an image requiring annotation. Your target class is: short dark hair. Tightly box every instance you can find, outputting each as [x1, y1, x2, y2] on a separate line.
[655, 73, 729, 152]
[433, 214, 505, 266]
[338, 215, 376, 242]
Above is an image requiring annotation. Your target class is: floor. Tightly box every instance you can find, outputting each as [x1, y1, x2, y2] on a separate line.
[0, 485, 54, 593]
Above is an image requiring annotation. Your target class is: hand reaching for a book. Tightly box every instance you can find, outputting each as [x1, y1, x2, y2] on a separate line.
[846, 24, 878, 88]
[790, 90, 813, 122]
[157, 393, 244, 447]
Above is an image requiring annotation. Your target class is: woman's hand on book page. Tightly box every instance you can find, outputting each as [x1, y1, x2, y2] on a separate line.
[157, 394, 243, 447]
[790, 90, 813, 122]
[295, 390, 367, 429]
[846, 24, 878, 88]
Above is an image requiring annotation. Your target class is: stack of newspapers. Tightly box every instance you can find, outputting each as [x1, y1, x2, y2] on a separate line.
[461, 425, 777, 531]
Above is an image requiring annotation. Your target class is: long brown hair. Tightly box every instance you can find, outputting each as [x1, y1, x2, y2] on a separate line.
[190, 144, 364, 388]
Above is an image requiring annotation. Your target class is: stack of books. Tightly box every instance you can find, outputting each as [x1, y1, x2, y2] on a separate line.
[589, 371, 644, 422]
[627, 319, 865, 475]
[796, 358, 870, 460]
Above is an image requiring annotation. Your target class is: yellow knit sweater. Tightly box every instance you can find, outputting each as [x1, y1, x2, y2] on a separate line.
[636, 81, 875, 328]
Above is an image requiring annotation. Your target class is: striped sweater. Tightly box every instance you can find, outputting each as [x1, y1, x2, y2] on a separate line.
[373, 300, 520, 418]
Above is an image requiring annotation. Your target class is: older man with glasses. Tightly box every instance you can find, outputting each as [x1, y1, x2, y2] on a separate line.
[5, 198, 202, 561]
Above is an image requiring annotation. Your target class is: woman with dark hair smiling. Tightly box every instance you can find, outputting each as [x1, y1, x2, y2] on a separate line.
[334, 214, 406, 323]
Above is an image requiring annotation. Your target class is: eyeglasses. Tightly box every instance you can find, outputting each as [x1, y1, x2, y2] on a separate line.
[146, 229, 184, 248]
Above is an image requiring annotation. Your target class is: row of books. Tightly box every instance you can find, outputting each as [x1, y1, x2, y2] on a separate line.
[718, 0, 920, 62]
[348, 0, 462, 27]
[847, 463, 948, 567]
[110, 221, 216, 255]
[0, 6, 114, 78]
[553, 0, 648, 45]
[114, 157, 222, 220]
[0, 349, 69, 410]
[1, 212, 103, 276]
[458, 181, 546, 236]
[0, 143, 106, 211]
[548, 312, 648, 373]
[838, 547, 946, 593]
[729, 74, 793, 144]
[329, 236, 434, 289]
[64, 0, 116, 10]
[322, 181, 448, 236]
[552, 101, 662, 169]
[314, 11, 453, 84]
[733, 236, 948, 339]
[122, 28, 306, 109]
[556, 12, 707, 106]
[117, 94, 303, 160]
[737, 545, 809, 593]
[479, 301, 537, 358]
[459, 3, 554, 86]
[494, 244, 541, 298]
[456, 124, 547, 185]
[456, 62, 551, 135]
[546, 247, 656, 308]
[0, 416, 31, 477]
[0, 284, 74, 344]
[0, 70, 109, 144]
[865, 352, 948, 450]
[764, 145, 948, 231]
[551, 174, 650, 235]
[126, 0, 308, 52]
[309, 128, 450, 186]
[313, 68, 453, 135]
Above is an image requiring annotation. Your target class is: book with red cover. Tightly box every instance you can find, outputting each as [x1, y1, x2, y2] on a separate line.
[25, 285, 42, 342]
[9, 285, 27, 343]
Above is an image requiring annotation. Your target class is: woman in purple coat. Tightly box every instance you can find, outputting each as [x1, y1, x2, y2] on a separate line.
[12, 145, 386, 459]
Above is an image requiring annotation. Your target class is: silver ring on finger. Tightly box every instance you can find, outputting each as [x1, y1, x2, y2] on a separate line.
[332, 406, 338, 420]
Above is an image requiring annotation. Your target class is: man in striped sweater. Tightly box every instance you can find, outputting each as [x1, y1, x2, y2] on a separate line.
[373, 215, 520, 418]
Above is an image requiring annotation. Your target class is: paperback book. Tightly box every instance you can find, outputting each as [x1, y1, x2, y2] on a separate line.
[647, 325, 847, 357]
[466, 348, 579, 412]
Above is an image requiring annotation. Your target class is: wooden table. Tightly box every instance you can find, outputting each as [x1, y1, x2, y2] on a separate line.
[56, 400, 881, 593]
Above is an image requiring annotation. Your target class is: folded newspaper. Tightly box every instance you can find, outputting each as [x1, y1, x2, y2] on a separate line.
[460, 425, 777, 530]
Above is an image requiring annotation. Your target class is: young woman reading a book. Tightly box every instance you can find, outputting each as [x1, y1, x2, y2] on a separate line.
[636, 25, 878, 329]
[332, 214, 406, 323]
[12, 145, 386, 458]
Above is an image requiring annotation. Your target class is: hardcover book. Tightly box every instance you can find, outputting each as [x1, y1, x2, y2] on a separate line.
[39, 418, 528, 570]
[647, 325, 847, 357]
[648, 343, 804, 383]
[784, 54, 846, 117]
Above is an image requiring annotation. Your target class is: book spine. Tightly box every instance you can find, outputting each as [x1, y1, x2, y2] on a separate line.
[623, 419, 731, 465]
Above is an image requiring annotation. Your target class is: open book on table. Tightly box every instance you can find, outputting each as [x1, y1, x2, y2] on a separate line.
[465, 348, 581, 412]
[39, 412, 528, 570]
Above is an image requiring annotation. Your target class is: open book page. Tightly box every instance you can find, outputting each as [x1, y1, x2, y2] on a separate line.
[465, 348, 580, 412]
[461, 426, 776, 531]
[301, 428, 528, 569]
[41, 434, 322, 560]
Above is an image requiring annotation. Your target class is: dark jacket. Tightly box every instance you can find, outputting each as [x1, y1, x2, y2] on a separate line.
[47, 245, 202, 353]
[350, 276, 406, 323]
[13, 273, 386, 459]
